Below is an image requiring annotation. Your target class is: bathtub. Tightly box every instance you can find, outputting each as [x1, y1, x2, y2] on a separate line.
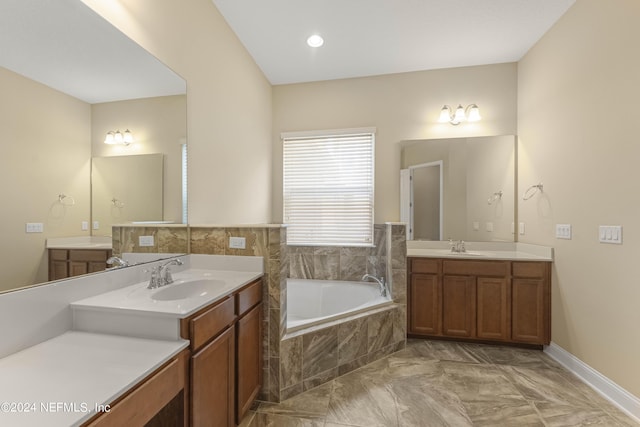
[287, 278, 393, 332]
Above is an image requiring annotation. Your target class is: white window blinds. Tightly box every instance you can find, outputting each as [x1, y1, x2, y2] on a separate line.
[283, 130, 375, 246]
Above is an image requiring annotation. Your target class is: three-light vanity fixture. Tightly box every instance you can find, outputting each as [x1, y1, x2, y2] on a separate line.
[438, 104, 481, 125]
[104, 129, 134, 146]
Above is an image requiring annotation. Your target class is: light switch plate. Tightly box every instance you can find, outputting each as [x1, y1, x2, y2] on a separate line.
[229, 236, 246, 249]
[519, 222, 526, 235]
[26, 223, 44, 233]
[599, 225, 622, 244]
[485, 222, 494, 232]
[92, 221, 99, 230]
[139, 235, 155, 247]
[81, 221, 89, 231]
[556, 224, 572, 240]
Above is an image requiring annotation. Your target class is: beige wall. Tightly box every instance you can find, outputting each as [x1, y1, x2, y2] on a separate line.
[91, 95, 187, 226]
[518, 0, 640, 396]
[82, 0, 273, 224]
[0, 66, 91, 291]
[272, 64, 517, 223]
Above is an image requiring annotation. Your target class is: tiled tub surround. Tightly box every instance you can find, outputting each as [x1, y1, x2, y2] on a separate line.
[280, 223, 407, 401]
[112, 223, 408, 403]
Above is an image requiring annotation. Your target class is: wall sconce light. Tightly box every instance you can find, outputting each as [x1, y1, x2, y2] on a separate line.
[438, 104, 481, 125]
[104, 129, 134, 146]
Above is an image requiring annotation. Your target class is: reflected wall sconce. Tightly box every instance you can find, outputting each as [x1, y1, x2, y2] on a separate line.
[104, 129, 134, 146]
[438, 104, 481, 125]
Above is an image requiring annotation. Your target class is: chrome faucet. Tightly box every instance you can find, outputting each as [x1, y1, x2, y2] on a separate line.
[147, 258, 183, 289]
[449, 239, 466, 253]
[106, 256, 130, 268]
[362, 274, 388, 297]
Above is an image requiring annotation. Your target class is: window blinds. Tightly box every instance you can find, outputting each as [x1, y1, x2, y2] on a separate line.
[283, 131, 374, 246]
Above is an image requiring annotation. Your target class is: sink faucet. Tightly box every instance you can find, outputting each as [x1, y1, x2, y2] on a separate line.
[362, 274, 388, 297]
[147, 258, 184, 289]
[106, 256, 130, 268]
[449, 239, 466, 253]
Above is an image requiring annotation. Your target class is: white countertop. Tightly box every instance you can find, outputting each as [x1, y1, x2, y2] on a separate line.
[71, 268, 262, 318]
[406, 241, 553, 261]
[0, 331, 187, 427]
[46, 236, 112, 250]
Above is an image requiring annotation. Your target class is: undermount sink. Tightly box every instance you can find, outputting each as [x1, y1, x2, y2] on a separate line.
[152, 279, 225, 301]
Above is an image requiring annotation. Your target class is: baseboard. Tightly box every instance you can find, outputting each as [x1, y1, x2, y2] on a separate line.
[545, 342, 640, 423]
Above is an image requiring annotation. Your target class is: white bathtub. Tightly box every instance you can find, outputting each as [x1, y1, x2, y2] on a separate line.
[287, 279, 393, 332]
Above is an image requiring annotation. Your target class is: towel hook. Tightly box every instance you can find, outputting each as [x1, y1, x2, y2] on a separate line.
[111, 197, 125, 208]
[523, 183, 543, 201]
[58, 194, 75, 206]
[487, 190, 503, 205]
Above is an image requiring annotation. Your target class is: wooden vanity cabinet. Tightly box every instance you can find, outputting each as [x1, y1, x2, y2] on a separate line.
[48, 248, 112, 281]
[408, 257, 550, 347]
[180, 278, 263, 427]
[512, 262, 551, 345]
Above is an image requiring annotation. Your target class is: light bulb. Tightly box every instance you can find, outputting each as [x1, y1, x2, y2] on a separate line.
[104, 131, 115, 144]
[438, 105, 452, 123]
[123, 129, 134, 145]
[307, 34, 324, 47]
[453, 105, 466, 123]
[467, 104, 481, 122]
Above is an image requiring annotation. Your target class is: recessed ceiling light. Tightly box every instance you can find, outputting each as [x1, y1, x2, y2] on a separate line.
[306, 34, 324, 47]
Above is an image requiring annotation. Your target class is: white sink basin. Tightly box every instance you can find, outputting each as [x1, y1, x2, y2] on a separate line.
[152, 279, 225, 301]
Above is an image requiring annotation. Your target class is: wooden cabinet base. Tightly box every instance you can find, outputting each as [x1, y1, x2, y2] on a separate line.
[408, 258, 550, 348]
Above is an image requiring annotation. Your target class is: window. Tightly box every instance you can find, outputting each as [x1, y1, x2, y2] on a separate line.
[283, 128, 375, 246]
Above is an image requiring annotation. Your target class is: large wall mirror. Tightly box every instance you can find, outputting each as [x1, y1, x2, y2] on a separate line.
[400, 135, 516, 242]
[0, 0, 187, 292]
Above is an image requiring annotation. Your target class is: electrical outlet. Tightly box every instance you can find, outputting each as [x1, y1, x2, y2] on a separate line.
[92, 221, 99, 230]
[81, 221, 89, 231]
[139, 235, 155, 247]
[229, 236, 246, 249]
[26, 223, 44, 233]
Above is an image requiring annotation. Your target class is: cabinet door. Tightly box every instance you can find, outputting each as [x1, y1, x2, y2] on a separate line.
[69, 261, 88, 277]
[512, 278, 548, 344]
[409, 273, 441, 335]
[236, 303, 262, 423]
[477, 277, 510, 341]
[191, 326, 235, 427]
[442, 275, 476, 338]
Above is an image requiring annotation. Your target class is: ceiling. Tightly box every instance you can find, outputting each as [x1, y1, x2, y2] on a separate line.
[212, 0, 576, 85]
[0, 0, 185, 104]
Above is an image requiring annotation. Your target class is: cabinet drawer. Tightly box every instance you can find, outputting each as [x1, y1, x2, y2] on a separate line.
[443, 260, 509, 277]
[49, 249, 68, 261]
[236, 280, 262, 317]
[69, 250, 109, 262]
[410, 258, 440, 274]
[189, 297, 236, 352]
[87, 351, 186, 426]
[513, 262, 548, 278]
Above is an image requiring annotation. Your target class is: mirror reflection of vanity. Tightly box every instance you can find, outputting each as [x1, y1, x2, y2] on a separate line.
[400, 135, 516, 242]
[0, 0, 187, 292]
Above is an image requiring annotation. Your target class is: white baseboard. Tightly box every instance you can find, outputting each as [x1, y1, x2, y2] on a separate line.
[545, 342, 640, 423]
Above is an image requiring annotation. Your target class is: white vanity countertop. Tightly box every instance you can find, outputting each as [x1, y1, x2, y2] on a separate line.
[406, 242, 553, 261]
[0, 331, 187, 427]
[46, 236, 113, 250]
[71, 268, 263, 318]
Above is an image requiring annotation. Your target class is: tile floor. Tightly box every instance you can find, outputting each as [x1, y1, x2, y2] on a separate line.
[242, 339, 638, 426]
